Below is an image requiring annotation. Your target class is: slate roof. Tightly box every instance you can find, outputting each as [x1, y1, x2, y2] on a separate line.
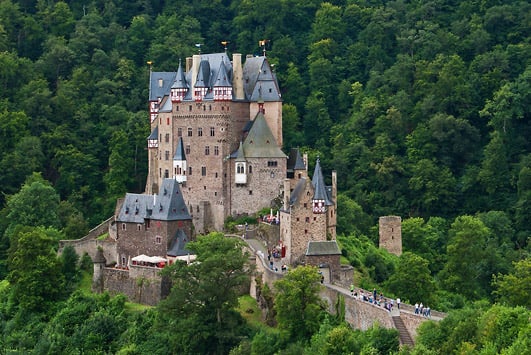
[147, 126, 158, 141]
[213, 60, 231, 87]
[289, 177, 307, 206]
[287, 148, 306, 172]
[167, 229, 191, 257]
[149, 72, 176, 101]
[243, 56, 281, 101]
[173, 137, 186, 160]
[149, 53, 279, 103]
[306, 241, 341, 256]
[240, 112, 286, 158]
[117, 179, 191, 223]
[171, 61, 187, 89]
[312, 158, 333, 206]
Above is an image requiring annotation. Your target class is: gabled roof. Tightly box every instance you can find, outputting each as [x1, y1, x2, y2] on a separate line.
[241, 112, 286, 158]
[243, 56, 281, 101]
[306, 241, 341, 256]
[173, 137, 186, 161]
[117, 179, 191, 223]
[312, 158, 333, 206]
[149, 72, 176, 101]
[287, 148, 306, 172]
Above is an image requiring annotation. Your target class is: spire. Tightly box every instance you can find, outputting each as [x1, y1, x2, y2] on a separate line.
[173, 137, 187, 183]
[171, 59, 187, 89]
[312, 157, 330, 213]
[173, 136, 186, 161]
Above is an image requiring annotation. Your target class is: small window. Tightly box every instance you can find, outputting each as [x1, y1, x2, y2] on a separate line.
[188, 128, 193, 136]
[122, 223, 126, 231]
[188, 167, 192, 175]
[249, 190, 253, 195]
[167, 117, 170, 125]
[198, 127, 203, 136]
[186, 145, 190, 154]
[202, 167, 206, 176]
[305, 217, 310, 223]
[189, 105, 192, 111]
[304, 203, 307, 208]
[165, 151, 170, 160]
[137, 224, 142, 231]
[267, 161, 278, 167]
[178, 128, 182, 137]
[164, 169, 169, 178]
[205, 146, 210, 155]
[210, 127, 215, 136]
[165, 133, 170, 143]
[155, 236, 162, 244]
[214, 146, 219, 155]
[249, 165, 253, 173]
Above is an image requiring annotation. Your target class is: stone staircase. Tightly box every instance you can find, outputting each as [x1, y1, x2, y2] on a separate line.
[392, 315, 415, 347]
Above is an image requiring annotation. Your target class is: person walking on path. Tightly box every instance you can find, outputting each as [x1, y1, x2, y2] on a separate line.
[397, 298, 401, 309]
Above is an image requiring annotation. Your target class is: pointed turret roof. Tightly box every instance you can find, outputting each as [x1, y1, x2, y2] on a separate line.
[241, 112, 286, 158]
[171, 60, 188, 89]
[213, 60, 231, 87]
[312, 157, 333, 205]
[173, 137, 186, 161]
[147, 126, 158, 141]
[287, 148, 306, 172]
[195, 59, 211, 88]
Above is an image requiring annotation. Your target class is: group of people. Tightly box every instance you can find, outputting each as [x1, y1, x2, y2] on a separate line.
[348, 286, 403, 312]
[415, 302, 431, 317]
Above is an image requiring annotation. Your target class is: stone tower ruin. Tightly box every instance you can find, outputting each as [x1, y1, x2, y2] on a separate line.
[379, 216, 402, 256]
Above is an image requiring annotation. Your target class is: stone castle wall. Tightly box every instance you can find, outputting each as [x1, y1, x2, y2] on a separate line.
[101, 266, 166, 306]
[58, 217, 117, 264]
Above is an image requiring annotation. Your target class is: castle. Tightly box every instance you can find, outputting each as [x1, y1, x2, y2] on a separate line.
[61, 49, 340, 304]
[145, 52, 286, 234]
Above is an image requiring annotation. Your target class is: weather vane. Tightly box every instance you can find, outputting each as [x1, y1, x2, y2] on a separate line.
[259, 39, 268, 57]
[221, 40, 230, 52]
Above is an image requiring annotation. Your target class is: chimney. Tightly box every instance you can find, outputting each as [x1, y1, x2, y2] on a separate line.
[332, 170, 337, 203]
[283, 179, 291, 211]
[232, 53, 244, 100]
[192, 54, 200, 91]
[185, 57, 192, 72]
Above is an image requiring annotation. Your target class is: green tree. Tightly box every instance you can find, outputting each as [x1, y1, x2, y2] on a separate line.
[439, 216, 491, 299]
[493, 259, 531, 308]
[385, 252, 436, 305]
[274, 265, 325, 342]
[7, 226, 65, 313]
[157, 232, 251, 354]
[3, 173, 61, 238]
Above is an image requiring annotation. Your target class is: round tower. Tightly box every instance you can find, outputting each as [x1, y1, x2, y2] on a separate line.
[92, 247, 106, 293]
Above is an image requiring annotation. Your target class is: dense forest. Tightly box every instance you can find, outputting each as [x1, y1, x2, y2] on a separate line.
[0, 0, 529, 353]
